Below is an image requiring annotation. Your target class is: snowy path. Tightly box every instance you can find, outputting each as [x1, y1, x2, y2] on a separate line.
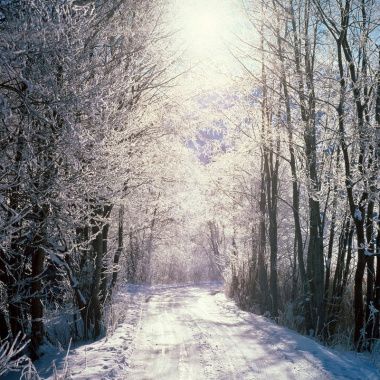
[121, 284, 379, 380]
[26, 283, 380, 379]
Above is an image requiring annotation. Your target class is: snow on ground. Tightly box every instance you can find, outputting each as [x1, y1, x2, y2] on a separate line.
[8, 282, 380, 379]
[6, 283, 147, 380]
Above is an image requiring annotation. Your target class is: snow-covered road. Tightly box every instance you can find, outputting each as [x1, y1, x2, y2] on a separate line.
[28, 283, 380, 379]
[122, 284, 379, 380]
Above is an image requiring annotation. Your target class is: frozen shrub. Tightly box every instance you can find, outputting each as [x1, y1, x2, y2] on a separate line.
[0, 332, 34, 376]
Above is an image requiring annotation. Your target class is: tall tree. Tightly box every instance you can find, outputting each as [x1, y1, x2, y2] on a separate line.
[312, 0, 380, 349]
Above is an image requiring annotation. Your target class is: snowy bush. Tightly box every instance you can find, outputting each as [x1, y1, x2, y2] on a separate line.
[0, 332, 37, 377]
[277, 302, 304, 333]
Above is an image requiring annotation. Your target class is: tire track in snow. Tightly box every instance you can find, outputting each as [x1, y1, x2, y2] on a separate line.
[187, 292, 265, 380]
[187, 315, 236, 380]
[122, 288, 206, 379]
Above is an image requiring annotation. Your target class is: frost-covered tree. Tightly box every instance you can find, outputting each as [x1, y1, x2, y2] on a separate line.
[211, 0, 380, 350]
[0, 0, 177, 361]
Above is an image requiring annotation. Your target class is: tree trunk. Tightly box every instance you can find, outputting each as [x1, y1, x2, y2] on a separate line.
[258, 167, 268, 314]
[30, 202, 50, 358]
[365, 198, 376, 347]
[111, 205, 124, 291]
[6, 130, 24, 342]
[264, 130, 279, 318]
[289, 0, 325, 334]
[328, 217, 352, 335]
[90, 207, 104, 339]
[63, 254, 88, 335]
[272, 2, 311, 331]
[374, 213, 380, 342]
[100, 205, 113, 304]
[30, 245, 45, 359]
[306, 196, 324, 335]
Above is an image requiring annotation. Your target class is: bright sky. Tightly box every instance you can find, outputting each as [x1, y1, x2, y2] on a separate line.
[176, 0, 233, 57]
[170, 0, 244, 92]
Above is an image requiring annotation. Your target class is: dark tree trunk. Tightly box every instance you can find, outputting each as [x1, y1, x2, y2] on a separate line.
[111, 206, 124, 291]
[324, 155, 339, 307]
[290, 236, 298, 303]
[290, 0, 324, 334]
[328, 217, 353, 335]
[30, 202, 50, 358]
[100, 205, 112, 304]
[374, 220, 380, 341]
[365, 198, 376, 347]
[258, 168, 268, 314]
[6, 130, 24, 342]
[306, 196, 324, 335]
[264, 129, 280, 318]
[99, 222, 110, 302]
[78, 226, 90, 271]
[127, 230, 138, 283]
[0, 312, 8, 341]
[354, 230, 367, 348]
[63, 254, 88, 335]
[91, 214, 104, 339]
[372, 49, 380, 345]
[30, 245, 45, 359]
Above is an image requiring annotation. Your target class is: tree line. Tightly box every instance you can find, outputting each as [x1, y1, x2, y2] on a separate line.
[0, 0, 185, 363]
[206, 0, 380, 352]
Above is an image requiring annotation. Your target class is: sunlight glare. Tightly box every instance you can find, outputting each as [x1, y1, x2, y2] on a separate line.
[168, 0, 244, 92]
[175, 0, 234, 59]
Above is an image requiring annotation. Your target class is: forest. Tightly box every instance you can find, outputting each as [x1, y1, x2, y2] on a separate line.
[0, 0, 380, 376]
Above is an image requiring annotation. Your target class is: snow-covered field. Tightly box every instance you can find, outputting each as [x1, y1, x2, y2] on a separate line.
[10, 283, 380, 379]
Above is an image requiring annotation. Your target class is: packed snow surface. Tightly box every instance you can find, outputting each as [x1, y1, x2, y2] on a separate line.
[19, 283, 380, 379]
